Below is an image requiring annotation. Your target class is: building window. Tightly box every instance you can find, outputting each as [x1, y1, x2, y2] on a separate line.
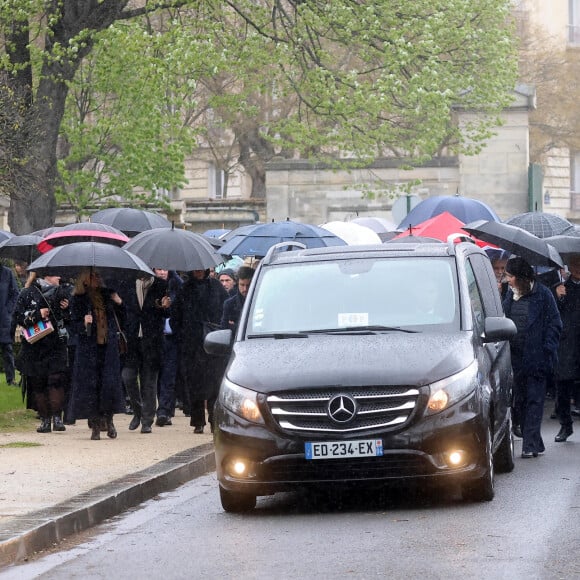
[208, 163, 224, 199]
[571, 151, 580, 210]
[569, 0, 580, 44]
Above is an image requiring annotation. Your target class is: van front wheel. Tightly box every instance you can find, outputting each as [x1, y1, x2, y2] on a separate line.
[219, 486, 257, 513]
[462, 426, 495, 502]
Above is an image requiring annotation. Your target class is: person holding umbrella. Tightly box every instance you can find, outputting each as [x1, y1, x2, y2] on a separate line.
[502, 257, 562, 458]
[69, 268, 126, 440]
[13, 272, 71, 433]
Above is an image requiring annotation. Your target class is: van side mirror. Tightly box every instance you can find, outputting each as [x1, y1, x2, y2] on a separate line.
[483, 317, 517, 343]
[204, 329, 233, 355]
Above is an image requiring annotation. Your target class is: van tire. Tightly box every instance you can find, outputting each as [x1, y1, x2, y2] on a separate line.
[219, 486, 257, 512]
[494, 410, 515, 473]
[462, 426, 495, 502]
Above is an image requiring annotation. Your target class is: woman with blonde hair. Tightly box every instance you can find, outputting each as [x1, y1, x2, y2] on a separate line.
[69, 268, 125, 440]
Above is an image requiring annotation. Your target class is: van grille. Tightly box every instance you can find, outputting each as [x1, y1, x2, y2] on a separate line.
[266, 387, 420, 434]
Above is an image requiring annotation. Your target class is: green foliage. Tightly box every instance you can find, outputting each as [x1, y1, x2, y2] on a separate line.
[57, 20, 198, 216]
[0, 0, 518, 222]
[0, 376, 35, 432]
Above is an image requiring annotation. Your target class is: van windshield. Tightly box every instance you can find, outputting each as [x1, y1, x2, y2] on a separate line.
[245, 257, 459, 336]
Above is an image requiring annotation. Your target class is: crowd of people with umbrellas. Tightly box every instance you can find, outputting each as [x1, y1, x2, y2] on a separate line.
[1, 198, 580, 454]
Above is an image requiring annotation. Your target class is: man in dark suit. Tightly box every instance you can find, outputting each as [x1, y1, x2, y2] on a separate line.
[118, 275, 171, 433]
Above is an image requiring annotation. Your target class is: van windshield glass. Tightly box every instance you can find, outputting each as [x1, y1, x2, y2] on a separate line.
[246, 257, 459, 336]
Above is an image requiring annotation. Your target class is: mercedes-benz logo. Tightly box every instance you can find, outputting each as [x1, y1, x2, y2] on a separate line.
[327, 395, 357, 423]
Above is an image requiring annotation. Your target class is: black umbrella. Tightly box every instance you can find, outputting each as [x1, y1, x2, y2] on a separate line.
[463, 220, 563, 268]
[27, 241, 154, 280]
[543, 235, 580, 261]
[123, 226, 223, 271]
[504, 211, 573, 238]
[90, 208, 171, 237]
[0, 234, 43, 263]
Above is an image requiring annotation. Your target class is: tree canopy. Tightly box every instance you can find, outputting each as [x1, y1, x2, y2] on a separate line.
[0, 0, 517, 233]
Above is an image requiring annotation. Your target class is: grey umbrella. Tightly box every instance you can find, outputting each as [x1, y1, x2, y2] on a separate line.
[463, 220, 563, 268]
[123, 226, 223, 271]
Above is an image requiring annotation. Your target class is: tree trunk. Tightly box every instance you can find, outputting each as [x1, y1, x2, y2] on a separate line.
[8, 73, 69, 233]
[236, 127, 273, 200]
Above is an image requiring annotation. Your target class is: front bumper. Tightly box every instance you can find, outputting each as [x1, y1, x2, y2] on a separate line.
[214, 392, 489, 497]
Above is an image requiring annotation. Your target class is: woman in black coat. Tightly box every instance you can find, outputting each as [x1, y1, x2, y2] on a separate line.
[170, 269, 227, 433]
[502, 257, 562, 458]
[14, 272, 71, 433]
[69, 268, 126, 440]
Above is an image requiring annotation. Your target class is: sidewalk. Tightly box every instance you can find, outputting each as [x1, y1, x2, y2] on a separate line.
[0, 413, 215, 568]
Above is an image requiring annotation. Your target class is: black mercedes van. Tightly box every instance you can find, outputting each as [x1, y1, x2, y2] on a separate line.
[205, 238, 517, 512]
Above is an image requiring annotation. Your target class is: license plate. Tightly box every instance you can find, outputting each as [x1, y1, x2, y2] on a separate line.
[305, 439, 383, 460]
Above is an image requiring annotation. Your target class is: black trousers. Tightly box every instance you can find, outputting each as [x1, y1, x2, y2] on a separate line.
[556, 379, 575, 428]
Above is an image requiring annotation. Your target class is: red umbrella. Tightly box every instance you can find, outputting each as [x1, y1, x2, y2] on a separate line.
[393, 212, 492, 248]
[37, 222, 130, 253]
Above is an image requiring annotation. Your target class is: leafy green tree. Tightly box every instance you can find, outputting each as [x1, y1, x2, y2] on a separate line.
[57, 21, 198, 219]
[0, 0, 517, 232]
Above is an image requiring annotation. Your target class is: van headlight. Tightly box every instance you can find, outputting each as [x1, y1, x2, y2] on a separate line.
[220, 378, 264, 424]
[426, 361, 478, 414]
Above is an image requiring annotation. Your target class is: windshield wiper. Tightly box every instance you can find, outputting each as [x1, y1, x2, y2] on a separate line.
[246, 332, 309, 339]
[303, 325, 419, 334]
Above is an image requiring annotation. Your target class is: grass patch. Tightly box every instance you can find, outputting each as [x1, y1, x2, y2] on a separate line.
[0, 441, 42, 448]
[0, 376, 37, 432]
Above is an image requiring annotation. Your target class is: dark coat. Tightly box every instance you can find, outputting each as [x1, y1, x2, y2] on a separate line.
[220, 291, 244, 330]
[554, 279, 580, 381]
[14, 280, 70, 376]
[502, 281, 562, 378]
[116, 277, 169, 369]
[68, 290, 126, 419]
[170, 275, 227, 399]
[0, 266, 18, 344]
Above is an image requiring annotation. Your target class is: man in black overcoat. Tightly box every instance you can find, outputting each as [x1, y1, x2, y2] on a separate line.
[553, 255, 580, 442]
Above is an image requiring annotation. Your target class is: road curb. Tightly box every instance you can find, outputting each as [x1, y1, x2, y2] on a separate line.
[0, 443, 215, 568]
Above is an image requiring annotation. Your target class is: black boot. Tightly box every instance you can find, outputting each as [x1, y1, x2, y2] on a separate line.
[128, 414, 141, 431]
[555, 425, 573, 442]
[90, 419, 101, 440]
[36, 417, 51, 433]
[53, 415, 66, 432]
[106, 417, 117, 439]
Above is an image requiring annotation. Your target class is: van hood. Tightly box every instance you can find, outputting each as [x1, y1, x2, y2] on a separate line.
[227, 332, 475, 394]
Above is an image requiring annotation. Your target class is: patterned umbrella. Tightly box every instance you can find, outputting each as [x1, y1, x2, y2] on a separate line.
[505, 212, 573, 238]
[38, 222, 129, 253]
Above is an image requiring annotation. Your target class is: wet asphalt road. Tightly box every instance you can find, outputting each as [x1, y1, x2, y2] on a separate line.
[2, 415, 580, 580]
